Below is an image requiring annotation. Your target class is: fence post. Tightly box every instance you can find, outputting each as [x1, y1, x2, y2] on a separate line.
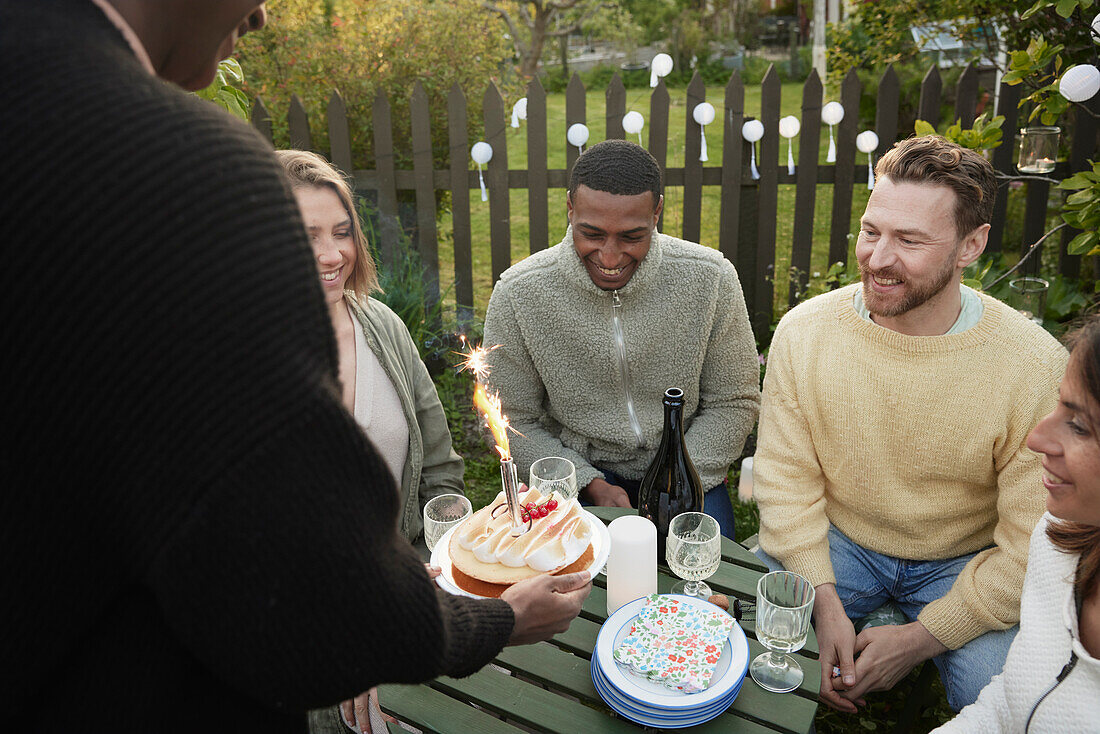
[527, 77, 550, 254]
[875, 65, 899, 157]
[328, 90, 354, 175]
[827, 68, 861, 271]
[789, 69, 822, 307]
[288, 94, 312, 151]
[372, 90, 401, 271]
[410, 81, 440, 323]
[683, 72, 706, 243]
[719, 72, 745, 269]
[484, 83, 511, 284]
[649, 79, 670, 232]
[754, 65, 781, 342]
[918, 65, 942, 128]
[988, 80, 1021, 256]
[606, 73, 625, 141]
[1060, 94, 1099, 279]
[251, 96, 273, 145]
[446, 84, 474, 325]
[955, 63, 978, 128]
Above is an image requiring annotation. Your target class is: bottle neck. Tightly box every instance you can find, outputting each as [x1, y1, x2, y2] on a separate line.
[662, 400, 684, 443]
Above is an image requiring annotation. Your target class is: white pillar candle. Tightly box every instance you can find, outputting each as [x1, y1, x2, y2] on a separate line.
[606, 515, 658, 616]
[738, 456, 754, 502]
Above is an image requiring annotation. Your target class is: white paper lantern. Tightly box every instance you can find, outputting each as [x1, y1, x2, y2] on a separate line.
[1093, 12, 1100, 43]
[856, 131, 879, 190]
[1059, 64, 1100, 103]
[622, 111, 644, 144]
[855, 130, 879, 154]
[650, 53, 673, 87]
[471, 141, 492, 201]
[741, 119, 764, 180]
[693, 102, 716, 161]
[822, 102, 844, 163]
[510, 97, 528, 128]
[821, 102, 844, 126]
[567, 123, 590, 152]
[779, 116, 800, 175]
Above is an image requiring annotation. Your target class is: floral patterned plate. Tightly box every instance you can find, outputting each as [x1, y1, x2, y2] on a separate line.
[594, 594, 749, 711]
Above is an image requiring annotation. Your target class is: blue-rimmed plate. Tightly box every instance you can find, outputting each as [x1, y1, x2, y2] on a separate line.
[591, 654, 742, 728]
[591, 653, 742, 720]
[594, 594, 749, 711]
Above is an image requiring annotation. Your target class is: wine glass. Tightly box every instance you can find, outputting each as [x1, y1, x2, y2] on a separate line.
[423, 494, 472, 552]
[749, 571, 815, 693]
[529, 457, 578, 501]
[666, 512, 721, 600]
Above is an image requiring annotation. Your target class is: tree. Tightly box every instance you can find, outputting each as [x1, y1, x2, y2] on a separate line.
[234, 0, 519, 168]
[483, 0, 637, 77]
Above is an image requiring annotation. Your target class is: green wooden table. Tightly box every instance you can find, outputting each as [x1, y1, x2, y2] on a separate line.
[381, 507, 820, 733]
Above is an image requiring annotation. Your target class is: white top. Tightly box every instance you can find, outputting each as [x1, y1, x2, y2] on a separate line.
[854, 284, 984, 334]
[351, 305, 408, 487]
[933, 514, 1100, 733]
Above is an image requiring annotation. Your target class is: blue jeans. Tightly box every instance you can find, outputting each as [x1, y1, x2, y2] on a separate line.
[593, 467, 739, 541]
[755, 525, 1017, 711]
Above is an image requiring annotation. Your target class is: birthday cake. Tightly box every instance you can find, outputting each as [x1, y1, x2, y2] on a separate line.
[448, 487, 594, 597]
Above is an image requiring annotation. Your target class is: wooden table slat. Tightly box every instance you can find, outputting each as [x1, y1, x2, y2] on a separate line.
[432, 665, 638, 734]
[376, 682, 522, 734]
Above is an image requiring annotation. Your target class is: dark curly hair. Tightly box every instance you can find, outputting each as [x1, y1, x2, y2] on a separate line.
[568, 139, 662, 210]
[875, 135, 997, 240]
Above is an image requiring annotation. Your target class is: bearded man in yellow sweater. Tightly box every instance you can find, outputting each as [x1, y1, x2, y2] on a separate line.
[754, 136, 1067, 714]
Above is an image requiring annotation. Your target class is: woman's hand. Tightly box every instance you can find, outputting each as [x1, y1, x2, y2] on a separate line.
[340, 687, 397, 733]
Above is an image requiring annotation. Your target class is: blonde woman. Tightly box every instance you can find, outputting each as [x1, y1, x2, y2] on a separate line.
[276, 150, 465, 546]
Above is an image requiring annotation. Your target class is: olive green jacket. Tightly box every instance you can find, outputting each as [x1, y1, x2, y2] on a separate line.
[347, 297, 465, 541]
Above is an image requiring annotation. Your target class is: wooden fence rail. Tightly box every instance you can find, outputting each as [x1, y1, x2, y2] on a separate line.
[251, 62, 1098, 342]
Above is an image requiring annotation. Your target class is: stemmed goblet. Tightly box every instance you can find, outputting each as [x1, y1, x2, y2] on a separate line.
[529, 456, 578, 501]
[749, 571, 815, 693]
[666, 512, 721, 600]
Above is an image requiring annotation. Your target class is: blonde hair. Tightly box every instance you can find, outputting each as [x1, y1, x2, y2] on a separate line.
[275, 149, 380, 300]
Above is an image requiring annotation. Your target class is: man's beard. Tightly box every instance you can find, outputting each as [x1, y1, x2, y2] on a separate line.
[859, 249, 959, 318]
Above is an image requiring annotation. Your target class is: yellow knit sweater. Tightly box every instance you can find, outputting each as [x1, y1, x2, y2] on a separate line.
[755, 284, 1067, 649]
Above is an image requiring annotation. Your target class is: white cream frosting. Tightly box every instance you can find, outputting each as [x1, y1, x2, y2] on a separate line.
[455, 488, 592, 572]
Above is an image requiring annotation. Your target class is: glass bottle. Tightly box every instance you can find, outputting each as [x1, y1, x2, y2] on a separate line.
[638, 387, 704, 561]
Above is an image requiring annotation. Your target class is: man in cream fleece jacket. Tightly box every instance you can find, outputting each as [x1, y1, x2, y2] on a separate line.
[754, 136, 1067, 713]
[482, 140, 760, 539]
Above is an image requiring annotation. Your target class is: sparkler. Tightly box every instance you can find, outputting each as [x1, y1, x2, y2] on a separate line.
[460, 338, 527, 536]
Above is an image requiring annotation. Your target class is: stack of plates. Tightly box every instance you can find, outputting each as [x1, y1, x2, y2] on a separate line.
[591, 594, 750, 729]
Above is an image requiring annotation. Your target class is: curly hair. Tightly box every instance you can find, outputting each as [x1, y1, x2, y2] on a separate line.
[875, 135, 997, 240]
[568, 139, 662, 210]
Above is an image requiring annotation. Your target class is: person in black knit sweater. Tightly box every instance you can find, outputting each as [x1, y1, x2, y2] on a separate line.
[0, 2, 591, 732]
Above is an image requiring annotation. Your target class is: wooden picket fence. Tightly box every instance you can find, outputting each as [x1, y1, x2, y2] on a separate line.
[250, 63, 1097, 342]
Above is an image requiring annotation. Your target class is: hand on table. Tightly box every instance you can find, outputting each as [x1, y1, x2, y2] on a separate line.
[503, 570, 592, 645]
[340, 687, 396, 733]
[838, 621, 947, 705]
[582, 478, 632, 508]
[424, 563, 441, 580]
[813, 584, 862, 713]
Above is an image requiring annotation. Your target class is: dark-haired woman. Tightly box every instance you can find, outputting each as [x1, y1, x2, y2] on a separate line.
[934, 315, 1100, 732]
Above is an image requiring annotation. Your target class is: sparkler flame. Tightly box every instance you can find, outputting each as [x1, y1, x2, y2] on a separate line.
[473, 382, 511, 461]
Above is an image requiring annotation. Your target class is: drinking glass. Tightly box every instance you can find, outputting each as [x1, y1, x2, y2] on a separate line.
[1008, 277, 1049, 325]
[1017, 126, 1059, 174]
[666, 512, 721, 600]
[423, 494, 472, 552]
[529, 457, 578, 501]
[749, 571, 815, 693]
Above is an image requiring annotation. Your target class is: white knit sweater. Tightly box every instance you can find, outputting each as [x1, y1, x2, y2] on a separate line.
[933, 514, 1100, 733]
